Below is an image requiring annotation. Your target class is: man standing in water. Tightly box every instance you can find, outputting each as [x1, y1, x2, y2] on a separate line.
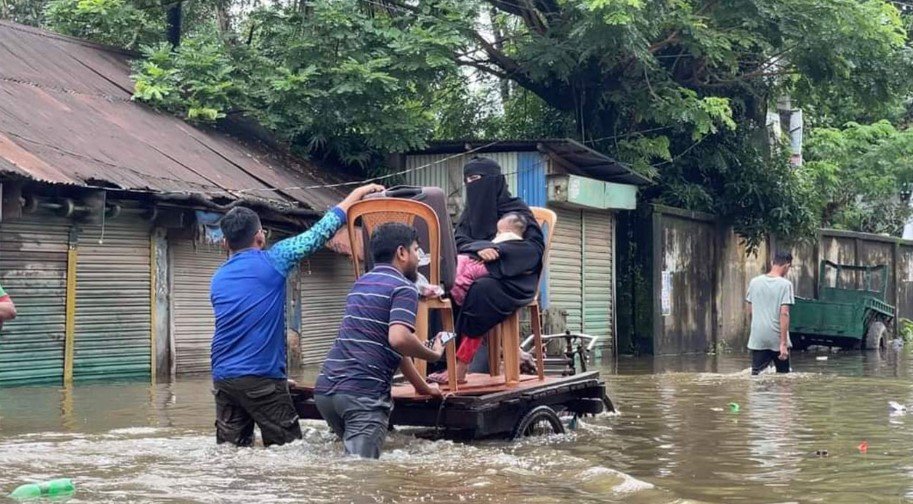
[314, 223, 444, 459]
[210, 183, 383, 447]
[746, 251, 795, 375]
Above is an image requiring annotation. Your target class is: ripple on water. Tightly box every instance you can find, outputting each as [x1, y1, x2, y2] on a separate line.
[6, 351, 913, 503]
[0, 421, 665, 504]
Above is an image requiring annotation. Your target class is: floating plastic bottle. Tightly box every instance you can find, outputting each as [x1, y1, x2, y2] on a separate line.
[9, 479, 75, 501]
[728, 402, 740, 413]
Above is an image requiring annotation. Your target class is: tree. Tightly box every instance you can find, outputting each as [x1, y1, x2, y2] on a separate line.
[45, 0, 163, 49]
[1, 0, 48, 25]
[801, 120, 913, 235]
[130, 1, 468, 167]
[18, 0, 913, 244]
[436, 0, 913, 245]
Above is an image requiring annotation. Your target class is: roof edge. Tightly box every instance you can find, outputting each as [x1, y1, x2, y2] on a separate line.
[403, 137, 654, 186]
[0, 21, 139, 58]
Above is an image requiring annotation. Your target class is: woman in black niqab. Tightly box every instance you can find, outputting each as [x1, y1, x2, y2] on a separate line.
[429, 157, 545, 383]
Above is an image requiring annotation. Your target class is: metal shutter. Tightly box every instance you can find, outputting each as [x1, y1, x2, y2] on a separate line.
[583, 210, 614, 350]
[170, 240, 226, 374]
[73, 216, 152, 381]
[299, 249, 352, 366]
[0, 215, 70, 385]
[548, 206, 583, 331]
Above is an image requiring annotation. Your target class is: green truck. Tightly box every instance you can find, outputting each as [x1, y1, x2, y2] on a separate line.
[790, 261, 895, 350]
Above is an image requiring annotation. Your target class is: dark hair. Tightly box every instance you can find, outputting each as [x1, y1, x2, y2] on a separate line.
[370, 223, 418, 264]
[500, 212, 528, 235]
[220, 207, 261, 251]
[772, 251, 793, 266]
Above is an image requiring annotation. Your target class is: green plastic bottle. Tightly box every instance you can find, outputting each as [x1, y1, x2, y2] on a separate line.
[9, 479, 75, 500]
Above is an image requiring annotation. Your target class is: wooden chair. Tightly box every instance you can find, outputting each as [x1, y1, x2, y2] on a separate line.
[345, 198, 460, 392]
[486, 207, 557, 386]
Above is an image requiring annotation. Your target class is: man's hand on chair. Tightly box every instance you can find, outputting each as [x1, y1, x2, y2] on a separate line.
[430, 333, 445, 362]
[338, 183, 385, 212]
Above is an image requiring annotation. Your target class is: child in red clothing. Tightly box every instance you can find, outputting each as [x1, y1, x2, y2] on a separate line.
[449, 213, 527, 306]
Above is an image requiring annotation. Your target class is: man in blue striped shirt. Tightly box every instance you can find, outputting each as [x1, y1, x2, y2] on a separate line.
[210, 183, 382, 448]
[315, 222, 444, 458]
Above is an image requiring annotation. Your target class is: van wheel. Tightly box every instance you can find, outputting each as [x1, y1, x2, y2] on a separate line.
[865, 320, 888, 350]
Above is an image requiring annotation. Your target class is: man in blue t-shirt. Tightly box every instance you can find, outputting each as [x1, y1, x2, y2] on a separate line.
[210, 183, 382, 447]
[315, 222, 445, 458]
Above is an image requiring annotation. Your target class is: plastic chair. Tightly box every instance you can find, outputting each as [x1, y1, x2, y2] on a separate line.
[345, 198, 460, 391]
[486, 207, 557, 385]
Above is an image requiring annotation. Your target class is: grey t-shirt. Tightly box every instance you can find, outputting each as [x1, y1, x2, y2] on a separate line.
[746, 275, 795, 351]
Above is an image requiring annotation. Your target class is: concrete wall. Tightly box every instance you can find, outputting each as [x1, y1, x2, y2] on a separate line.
[617, 205, 913, 355]
[656, 210, 717, 354]
[715, 227, 769, 350]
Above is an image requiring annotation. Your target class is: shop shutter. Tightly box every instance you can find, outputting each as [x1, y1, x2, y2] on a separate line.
[299, 249, 352, 366]
[582, 210, 614, 350]
[0, 215, 70, 385]
[548, 206, 583, 331]
[73, 216, 152, 381]
[170, 240, 226, 374]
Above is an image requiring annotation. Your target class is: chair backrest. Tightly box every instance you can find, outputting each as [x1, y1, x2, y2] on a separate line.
[530, 207, 557, 303]
[345, 198, 442, 285]
[530, 207, 557, 268]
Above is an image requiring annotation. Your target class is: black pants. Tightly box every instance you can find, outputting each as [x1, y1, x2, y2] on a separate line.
[751, 349, 790, 375]
[212, 376, 302, 447]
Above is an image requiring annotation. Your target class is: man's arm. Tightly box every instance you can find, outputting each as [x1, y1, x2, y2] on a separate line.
[387, 283, 443, 361]
[267, 184, 384, 275]
[778, 305, 790, 359]
[399, 356, 441, 397]
[745, 281, 753, 316]
[389, 324, 443, 362]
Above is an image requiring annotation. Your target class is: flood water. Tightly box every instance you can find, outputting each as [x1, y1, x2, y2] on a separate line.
[3, 349, 913, 503]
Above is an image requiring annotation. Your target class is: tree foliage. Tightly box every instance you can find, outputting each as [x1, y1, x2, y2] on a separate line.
[131, 1, 466, 166]
[7, 0, 913, 243]
[45, 0, 162, 49]
[442, 0, 913, 245]
[801, 121, 913, 235]
[0, 0, 47, 25]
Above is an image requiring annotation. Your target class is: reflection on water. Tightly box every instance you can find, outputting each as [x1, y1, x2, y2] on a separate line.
[3, 349, 913, 502]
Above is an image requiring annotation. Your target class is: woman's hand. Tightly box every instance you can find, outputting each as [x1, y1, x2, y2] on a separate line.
[477, 248, 500, 262]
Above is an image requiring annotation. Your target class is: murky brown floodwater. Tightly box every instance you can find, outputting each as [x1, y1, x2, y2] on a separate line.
[3, 349, 913, 503]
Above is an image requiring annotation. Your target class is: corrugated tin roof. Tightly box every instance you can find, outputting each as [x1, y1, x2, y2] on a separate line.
[405, 138, 654, 186]
[0, 21, 348, 214]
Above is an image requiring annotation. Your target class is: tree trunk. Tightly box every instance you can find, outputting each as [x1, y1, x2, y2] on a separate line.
[216, 0, 234, 42]
[489, 7, 511, 104]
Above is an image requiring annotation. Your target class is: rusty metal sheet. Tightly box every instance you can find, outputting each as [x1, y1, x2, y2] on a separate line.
[0, 21, 346, 213]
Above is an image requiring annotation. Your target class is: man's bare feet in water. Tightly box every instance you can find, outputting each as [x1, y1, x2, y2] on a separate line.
[427, 360, 468, 385]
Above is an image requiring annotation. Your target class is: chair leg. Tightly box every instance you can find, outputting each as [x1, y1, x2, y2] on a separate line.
[488, 325, 501, 377]
[414, 301, 429, 378]
[503, 312, 520, 386]
[441, 307, 458, 392]
[530, 304, 545, 381]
